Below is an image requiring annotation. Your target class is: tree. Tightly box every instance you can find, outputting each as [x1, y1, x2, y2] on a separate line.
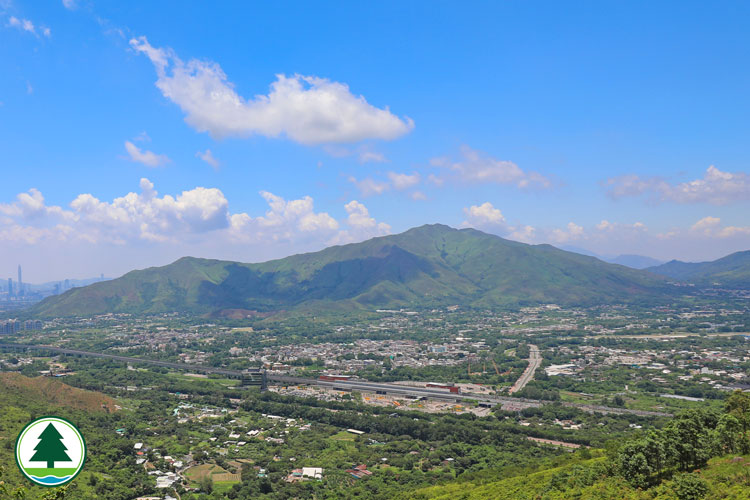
[199, 474, 213, 494]
[715, 414, 745, 454]
[641, 431, 667, 479]
[618, 442, 652, 488]
[672, 472, 708, 500]
[30, 423, 71, 469]
[725, 390, 750, 433]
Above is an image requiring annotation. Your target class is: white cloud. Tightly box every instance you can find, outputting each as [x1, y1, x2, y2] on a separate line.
[427, 174, 444, 186]
[328, 200, 391, 245]
[460, 202, 538, 244]
[124, 140, 170, 167]
[255, 192, 338, 233]
[463, 202, 506, 226]
[550, 222, 584, 243]
[62, 0, 77, 9]
[411, 191, 427, 201]
[348, 176, 390, 197]
[349, 171, 421, 197]
[0, 180, 381, 252]
[196, 149, 220, 169]
[595, 219, 647, 234]
[0, 188, 73, 221]
[359, 150, 387, 164]
[432, 146, 551, 189]
[130, 36, 414, 145]
[606, 166, 750, 205]
[387, 171, 420, 190]
[530, 216, 750, 262]
[508, 225, 536, 243]
[70, 178, 230, 243]
[689, 216, 750, 238]
[8, 16, 50, 37]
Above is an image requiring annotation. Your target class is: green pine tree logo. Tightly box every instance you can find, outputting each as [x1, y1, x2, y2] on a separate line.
[16, 416, 86, 487]
[30, 423, 71, 469]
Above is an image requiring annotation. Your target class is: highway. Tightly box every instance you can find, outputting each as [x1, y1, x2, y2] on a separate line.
[0, 343, 671, 417]
[0, 343, 263, 379]
[509, 344, 541, 394]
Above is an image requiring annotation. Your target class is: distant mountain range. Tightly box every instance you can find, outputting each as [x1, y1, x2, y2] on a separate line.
[30, 224, 679, 317]
[28, 277, 110, 292]
[559, 246, 664, 269]
[646, 250, 750, 287]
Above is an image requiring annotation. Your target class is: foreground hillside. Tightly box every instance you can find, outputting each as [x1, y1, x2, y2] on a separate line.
[406, 392, 750, 500]
[648, 250, 750, 287]
[403, 454, 750, 500]
[31, 224, 675, 317]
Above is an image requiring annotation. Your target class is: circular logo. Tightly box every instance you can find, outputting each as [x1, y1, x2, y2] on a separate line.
[15, 416, 86, 487]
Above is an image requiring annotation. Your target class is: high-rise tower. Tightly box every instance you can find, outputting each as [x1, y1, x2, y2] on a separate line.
[17, 265, 22, 296]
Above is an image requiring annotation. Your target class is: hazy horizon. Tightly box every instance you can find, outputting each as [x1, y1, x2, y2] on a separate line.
[2, 2, 750, 282]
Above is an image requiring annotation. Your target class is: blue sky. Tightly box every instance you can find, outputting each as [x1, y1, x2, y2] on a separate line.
[2, 1, 750, 282]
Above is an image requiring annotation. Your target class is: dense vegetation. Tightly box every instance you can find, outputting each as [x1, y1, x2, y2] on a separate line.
[30, 224, 677, 317]
[403, 391, 750, 499]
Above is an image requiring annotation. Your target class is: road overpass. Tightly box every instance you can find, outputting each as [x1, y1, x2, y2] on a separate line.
[0, 342, 266, 388]
[509, 344, 542, 394]
[0, 343, 671, 417]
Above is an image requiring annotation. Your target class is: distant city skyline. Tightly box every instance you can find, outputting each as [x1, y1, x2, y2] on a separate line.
[2, 2, 750, 282]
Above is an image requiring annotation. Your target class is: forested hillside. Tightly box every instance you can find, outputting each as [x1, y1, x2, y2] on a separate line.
[403, 390, 750, 499]
[31, 224, 676, 317]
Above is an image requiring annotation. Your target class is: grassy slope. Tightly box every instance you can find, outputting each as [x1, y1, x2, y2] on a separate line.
[31, 224, 676, 317]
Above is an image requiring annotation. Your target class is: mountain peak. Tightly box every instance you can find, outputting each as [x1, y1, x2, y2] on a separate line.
[31, 224, 676, 317]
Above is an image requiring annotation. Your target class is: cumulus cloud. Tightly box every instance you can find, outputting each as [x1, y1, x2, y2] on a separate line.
[69, 178, 230, 243]
[461, 202, 538, 244]
[328, 200, 391, 245]
[196, 149, 220, 169]
[348, 176, 391, 197]
[463, 202, 506, 226]
[349, 171, 421, 197]
[129, 36, 413, 145]
[0, 188, 73, 221]
[605, 166, 750, 205]
[234, 191, 339, 240]
[431, 146, 551, 189]
[0, 180, 392, 255]
[550, 222, 584, 243]
[358, 150, 387, 164]
[387, 172, 420, 190]
[8, 16, 50, 37]
[689, 216, 750, 238]
[124, 140, 170, 167]
[508, 225, 536, 243]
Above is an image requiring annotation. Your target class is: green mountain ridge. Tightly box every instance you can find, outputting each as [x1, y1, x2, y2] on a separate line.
[31, 224, 677, 317]
[647, 250, 750, 287]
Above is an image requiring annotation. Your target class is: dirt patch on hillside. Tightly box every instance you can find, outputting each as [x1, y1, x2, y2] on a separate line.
[0, 372, 119, 413]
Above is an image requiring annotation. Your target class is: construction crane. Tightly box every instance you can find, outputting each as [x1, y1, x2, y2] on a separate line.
[492, 359, 500, 376]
